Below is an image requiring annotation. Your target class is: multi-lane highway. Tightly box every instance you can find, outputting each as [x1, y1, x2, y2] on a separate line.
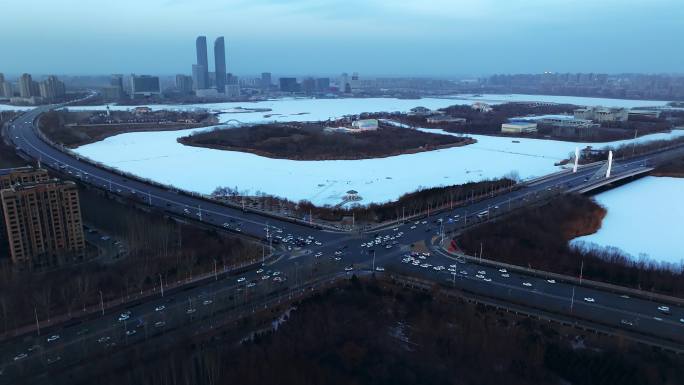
[1, 105, 683, 382]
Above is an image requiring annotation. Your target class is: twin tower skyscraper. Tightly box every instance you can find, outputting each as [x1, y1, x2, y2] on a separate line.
[193, 36, 226, 93]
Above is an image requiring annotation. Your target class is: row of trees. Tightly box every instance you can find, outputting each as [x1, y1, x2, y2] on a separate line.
[458, 194, 684, 296]
[179, 122, 470, 161]
[213, 175, 519, 224]
[80, 278, 684, 385]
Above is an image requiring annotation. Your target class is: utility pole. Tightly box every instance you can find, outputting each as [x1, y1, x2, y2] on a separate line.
[198, 205, 202, 221]
[159, 274, 164, 297]
[372, 250, 376, 271]
[632, 129, 638, 156]
[99, 291, 104, 316]
[579, 260, 584, 285]
[570, 286, 575, 313]
[214, 260, 218, 281]
[479, 242, 483, 262]
[147, 191, 152, 206]
[34, 307, 40, 336]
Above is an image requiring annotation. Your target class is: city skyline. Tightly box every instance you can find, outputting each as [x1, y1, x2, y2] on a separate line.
[1, 0, 683, 76]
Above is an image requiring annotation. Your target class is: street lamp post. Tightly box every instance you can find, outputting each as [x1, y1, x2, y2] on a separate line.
[99, 291, 104, 316]
[159, 274, 164, 297]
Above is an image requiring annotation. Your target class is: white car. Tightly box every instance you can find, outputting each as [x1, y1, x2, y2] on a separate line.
[483, 278, 492, 282]
[460, 270, 468, 275]
[501, 273, 510, 278]
[583, 297, 595, 303]
[246, 282, 256, 288]
[154, 321, 166, 328]
[522, 282, 532, 287]
[202, 299, 213, 305]
[546, 279, 556, 284]
[14, 353, 28, 361]
[186, 308, 197, 314]
[344, 266, 353, 271]
[155, 305, 165, 312]
[46, 335, 60, 343]
[475, 274, 485, 279]
[657, 305, 671, 314]
[477, 271, 486, 275]
[256, 269, 264, 274]
[125, 330, 137, 336]
[237, 277, 246, 283]
[118, 314, 130, 322]
[375, 266, 385, 272]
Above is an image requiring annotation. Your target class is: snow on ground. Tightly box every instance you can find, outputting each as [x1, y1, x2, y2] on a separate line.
[73, 112, 684, 206]
[0, 104, 32, 111]
[572, 176, 684, 266]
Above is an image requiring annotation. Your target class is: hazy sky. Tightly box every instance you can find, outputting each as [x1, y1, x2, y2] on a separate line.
[1, 0, 683, 76]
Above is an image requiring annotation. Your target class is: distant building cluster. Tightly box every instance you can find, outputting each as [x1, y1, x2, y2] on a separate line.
[0, 167, 85, 267]
[0, 72, 66, 105]
[483, 73, 684, 100]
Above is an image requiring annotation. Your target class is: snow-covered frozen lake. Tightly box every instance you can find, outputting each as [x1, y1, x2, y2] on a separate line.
[572, 176, 684, 266]
[73, 95, 684, 206]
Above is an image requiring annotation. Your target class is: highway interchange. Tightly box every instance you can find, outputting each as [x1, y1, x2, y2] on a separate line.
[1, 105, 684, 382]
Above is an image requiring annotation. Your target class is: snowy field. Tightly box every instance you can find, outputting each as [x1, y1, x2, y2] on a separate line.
[73, 114, 684, 206]
[572, 176, 684, 266]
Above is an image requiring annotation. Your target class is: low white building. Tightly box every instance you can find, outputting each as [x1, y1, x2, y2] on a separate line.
[426, 115, 466, 124]
[574, 107, 628, 123]
[351, 119, 379, 131]
[501, 122, 538, 134]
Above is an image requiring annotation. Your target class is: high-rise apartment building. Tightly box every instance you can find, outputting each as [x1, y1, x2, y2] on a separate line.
[316, 78, 331, 92]
[129, 74, 161, 99]
[19, 73, 33, 98]
[0, 167, 49, 189]
[38, 75, 66, 100]
[261, 72, 272, 91]
[194, 36, 210, 90]
[279, 78, 300, 93]
[175, 74, 194, 94]
[214, 37, 226, 93]
[0, 168, 84, 266]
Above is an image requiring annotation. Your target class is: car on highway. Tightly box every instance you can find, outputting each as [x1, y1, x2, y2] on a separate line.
[202, 299, 213, 305]
[475, 274, 485, 279]
[47, 356, 62, 365]
[375, 266, 385, 272]
[584, 297, 595, 303]
[14, 353, 28, 361]
[237, 277, 246, 283]
[154, 321, 166, 328]
[186, 308, 197, 314]
[46, 335, 60, 343]
[546, 279, 556, 284]
[657, 305, 671, 314]
[498, 269, 507, 273]
[118, 314, 130, 322]
[620, 319, 634, 327]
[256, 268, 264, 274]
[501, 273, 510, 278]
[477, 271, 486, 275]
[97, 337, 110, 343]
[522, 282, 532, 287]
[344, 266, 353, 271]
[246, 282, 256, 288]
[125, 330, 137, 336]
[155, 305, 165, 312]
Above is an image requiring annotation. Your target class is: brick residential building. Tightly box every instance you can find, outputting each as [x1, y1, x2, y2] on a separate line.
[0, 168, 85, 266]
